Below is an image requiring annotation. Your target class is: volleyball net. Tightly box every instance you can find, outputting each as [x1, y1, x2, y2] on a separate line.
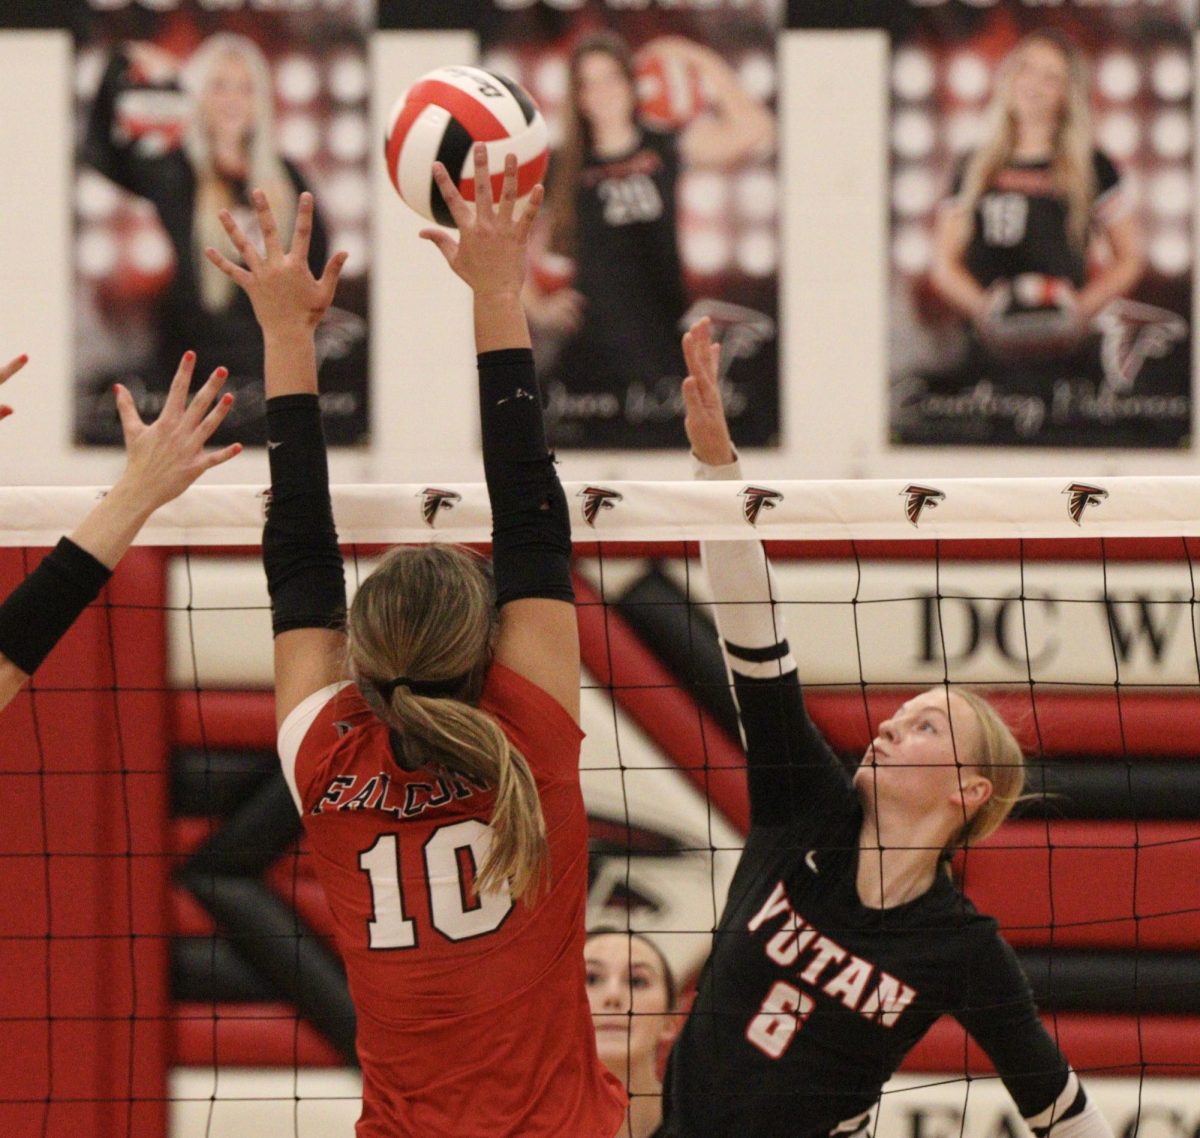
[2, 476, 1199, 1136]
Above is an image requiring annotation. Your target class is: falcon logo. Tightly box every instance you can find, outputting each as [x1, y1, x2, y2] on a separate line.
[1063, 482, 1107, 526]
[1096, 300, 1187, 392]
[333, 721, 353, 739]
[419, 488, 461, 527]
[739, 486, 783, 527]
[902, 485, 945, 527]
[578, 486, 623, 528]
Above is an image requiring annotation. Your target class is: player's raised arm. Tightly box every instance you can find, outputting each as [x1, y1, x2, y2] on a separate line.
[421, 147, 579, 723]
[0, 352, 239, 712]
[207, 191, 350, 729]
[682, 318, 848, 828]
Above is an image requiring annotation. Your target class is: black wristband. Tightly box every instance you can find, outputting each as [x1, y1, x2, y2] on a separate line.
[477, 348, 573, 607]
[263, 394, 346, 636]
[0, 538, 112, 675]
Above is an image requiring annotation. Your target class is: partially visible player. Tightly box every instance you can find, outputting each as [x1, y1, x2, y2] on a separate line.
[206, 153, 625, 1136]
[586, 930, 678, 1138]
[0, 353, 28, 421]
[0, 352, 240, 712]
[659, 317, 1115, 1138]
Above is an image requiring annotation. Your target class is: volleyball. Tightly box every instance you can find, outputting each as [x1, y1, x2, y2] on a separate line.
[636, 49, 704, 130]
[384, 65, 549, 226]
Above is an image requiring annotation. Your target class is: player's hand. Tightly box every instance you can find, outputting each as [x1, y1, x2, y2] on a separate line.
[681, 317, 736, 466]
[0, 353, 28, 423]
[206, 190, 348, 336]
[420, 146, 543, 299]
[113, 351, 241, 511]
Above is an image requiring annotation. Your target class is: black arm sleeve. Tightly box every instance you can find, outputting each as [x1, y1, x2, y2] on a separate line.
[0, 539, 112, 675]
[262, 395, 346, 636]
[477, 348, 573, 608]
[732, 670, 856, 830]
[956, 927, 1076, 1122]
[700, 536, 855, 830]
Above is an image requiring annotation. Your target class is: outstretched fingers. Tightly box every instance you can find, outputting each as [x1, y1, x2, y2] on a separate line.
[205, 245, 252, 288]
[317, 250, 350, 303]
[203, 441, 243, 471]
[431, 161, 473, 230]
[0, 354, 28, 387]
[473, 143, 494, 216]
[217, 207, 263, 273]
[183, 366, 229, 429]
[514, 183, 544, 245]
[252, 189, 284, 258]
[496, 152, 519, 223]
[291, 192, 315, 263]
[162, 350, 198, 419]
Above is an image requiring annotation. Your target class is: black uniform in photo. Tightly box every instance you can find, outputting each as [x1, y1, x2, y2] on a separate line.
[661, 642, 1087, 1137]
[79, 50, 366, 447]
[541, 127, 688, 450]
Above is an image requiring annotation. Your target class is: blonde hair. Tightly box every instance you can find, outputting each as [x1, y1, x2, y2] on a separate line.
[949, 689, 1026, 848]
[182, 33, 296, 313]
[958, 31, 1096, 251]
[347, 545, 548, 901]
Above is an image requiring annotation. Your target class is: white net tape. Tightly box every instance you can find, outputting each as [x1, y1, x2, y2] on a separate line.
[0, 475, 1194, 546]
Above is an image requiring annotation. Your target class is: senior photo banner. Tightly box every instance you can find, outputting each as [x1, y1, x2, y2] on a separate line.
[884, 1, 1192, 448]
[73, 0, 371, 448]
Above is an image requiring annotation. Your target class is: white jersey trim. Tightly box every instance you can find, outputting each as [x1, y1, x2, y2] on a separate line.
[278, 681, 354, 813]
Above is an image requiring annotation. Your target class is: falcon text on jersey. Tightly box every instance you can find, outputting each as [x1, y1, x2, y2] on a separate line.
[311, 770, 486, 818]
[748, 881, 918, 1028]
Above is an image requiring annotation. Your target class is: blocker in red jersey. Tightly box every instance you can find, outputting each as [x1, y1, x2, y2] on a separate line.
[385, 65, 549, 226]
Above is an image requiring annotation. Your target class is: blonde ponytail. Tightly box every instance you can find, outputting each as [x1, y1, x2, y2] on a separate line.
[349, 545, 549, 901]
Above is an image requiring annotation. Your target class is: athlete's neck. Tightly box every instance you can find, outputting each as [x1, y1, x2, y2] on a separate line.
[855, 816, 942, 909]
[604, 1061, 662, 1138]
[592, 120, 640, 159]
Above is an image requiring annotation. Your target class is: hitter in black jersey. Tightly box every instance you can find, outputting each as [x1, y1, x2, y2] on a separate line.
[931, 32, 1143, 367]
[659, 317, 1114, 1138]
[528, 31, 774, 449]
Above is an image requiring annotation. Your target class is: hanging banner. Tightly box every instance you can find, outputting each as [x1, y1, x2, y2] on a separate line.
[884, 1, 1192, 448]
[73, 0, 371, 448]
[381, 0, 782, 451]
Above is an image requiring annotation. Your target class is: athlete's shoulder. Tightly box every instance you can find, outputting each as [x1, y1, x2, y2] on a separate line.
[480, 662, 583, 783]
[279, 682, 377, 811]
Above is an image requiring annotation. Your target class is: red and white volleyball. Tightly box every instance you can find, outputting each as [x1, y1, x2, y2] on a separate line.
[636, 50, 704, 130]
[384, 65, 549, 226]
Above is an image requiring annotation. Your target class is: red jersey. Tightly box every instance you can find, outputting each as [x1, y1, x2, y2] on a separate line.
[278, 663, 626, 1138]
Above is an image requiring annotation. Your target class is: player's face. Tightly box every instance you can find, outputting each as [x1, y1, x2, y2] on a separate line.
[203, 52, 258, 142]
[576, 51, 637, 134]
[586, 934, 673, 1075]
[855, 690, 990, 828]
[1009, 40, 1071, 127]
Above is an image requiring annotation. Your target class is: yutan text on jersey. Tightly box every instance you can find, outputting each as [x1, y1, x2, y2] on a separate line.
[748, 882, 918, 1032]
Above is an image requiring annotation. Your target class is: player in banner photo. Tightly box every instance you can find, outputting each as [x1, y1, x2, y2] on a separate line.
[887, 24, 1187, 448]
[525, 31, 775, 450]
[931, 31, 1143, 372]
[659, 317, 1114, 1138]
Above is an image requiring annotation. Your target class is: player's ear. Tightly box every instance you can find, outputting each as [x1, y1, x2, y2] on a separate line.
[953, 774, 993, 816]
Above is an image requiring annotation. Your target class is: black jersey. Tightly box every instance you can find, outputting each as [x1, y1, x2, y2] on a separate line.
[950, 149, 1121, 289]
[661, 669, 1073, 1138]
[542, 127, 689, 448]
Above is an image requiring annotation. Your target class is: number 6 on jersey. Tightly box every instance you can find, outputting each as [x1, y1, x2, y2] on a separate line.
[359, 819, 515, 949]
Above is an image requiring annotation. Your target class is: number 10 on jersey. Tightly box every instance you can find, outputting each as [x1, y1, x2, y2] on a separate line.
[358, 820, 514, 948]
